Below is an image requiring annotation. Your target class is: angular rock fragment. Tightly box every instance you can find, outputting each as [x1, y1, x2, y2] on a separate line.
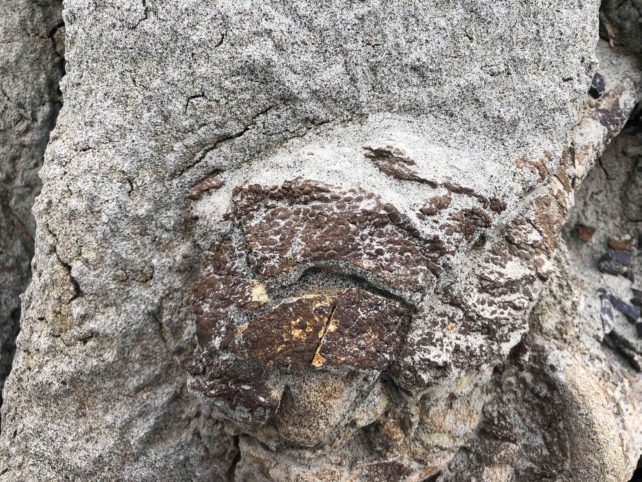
[599, 289, 616, 335]
[604, 330, 642, 372]
[598, 248, 635, 280]
[609, 293, 641, 322]
[607, 235, 637, 252]
[589, 72, 606, 99]
[574, 223, 596, 241]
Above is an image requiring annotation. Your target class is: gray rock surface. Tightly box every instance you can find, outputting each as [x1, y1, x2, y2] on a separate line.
[442, 90, 642, 482]
[0, 1, 641, 481]
[0, 0, 64, 397]
[601, 0, 642, 58]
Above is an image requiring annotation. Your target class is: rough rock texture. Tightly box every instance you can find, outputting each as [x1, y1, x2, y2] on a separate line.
[1, 1, 642, 481]
[0, 0, 64, 397]
[601, 0, 642, 58]
[440, 95, 642, 482]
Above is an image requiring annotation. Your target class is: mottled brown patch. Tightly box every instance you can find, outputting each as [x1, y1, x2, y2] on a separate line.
[420, 193, 452, 216]
[515, 155, 549, 182]
[232, 179, 442, 300]
[447, 207, 492, 241]
[489, 197, 507, 213]
[364, 146, 437, 186]
[194, 273, 262, 347]
[532, 195, 567, 255]
[187, 174, 224, 200]
[574, 224, 596, 242]
[189, 350, 281, 424]
[237, 294, 334, 372]
[312, 288, 410, 371]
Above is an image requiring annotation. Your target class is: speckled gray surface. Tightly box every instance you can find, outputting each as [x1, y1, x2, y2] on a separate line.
[0, 0, 64, 398]
[1, 1, 641, 480]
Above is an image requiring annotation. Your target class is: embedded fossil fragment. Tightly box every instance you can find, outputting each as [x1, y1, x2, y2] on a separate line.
[191, 180, 421, 424]
[3, 1, 642, 480]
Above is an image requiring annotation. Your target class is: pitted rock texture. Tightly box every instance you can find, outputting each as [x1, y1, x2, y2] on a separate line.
[1, 1, 642, 481]
[231, 179, 442, 299]
[192, 180, 417, 425]
[440, 113, 642, 482]
[0, 0, 64, 397]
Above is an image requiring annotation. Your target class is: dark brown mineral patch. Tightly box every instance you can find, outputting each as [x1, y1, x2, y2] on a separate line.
[420, 193, 452, 216]
[193, 273, 268, 347]
[446, 207, 492, 241]
[574, 223, 596, 242]
[235, 294, 334, 372]
[189, 350, 281, 424]
[312, 288, 411, 371]
[187, 174, 224, 200]
[489, 197, 507, 213]
[231, 178, 442, 300]
[363, 146, 436, 185]
[191, 177, 449, 425]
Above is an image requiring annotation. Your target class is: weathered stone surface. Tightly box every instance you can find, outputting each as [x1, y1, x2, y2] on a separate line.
[601, 0, 642, 58]
[231, 179, 442, 302]
[0, 0, 64, 397]
[441, 77, 642, 481]
[1, 1, 642, 481]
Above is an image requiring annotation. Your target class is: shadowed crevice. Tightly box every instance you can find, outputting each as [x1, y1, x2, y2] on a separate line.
[0, 0, 65, 402]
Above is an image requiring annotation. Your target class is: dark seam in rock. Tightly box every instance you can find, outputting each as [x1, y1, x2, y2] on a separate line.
[172, 104, 277, 180]
[130, 0, 149, 29]
[54, 247, 82, 303]
[184, 92, 206, 113]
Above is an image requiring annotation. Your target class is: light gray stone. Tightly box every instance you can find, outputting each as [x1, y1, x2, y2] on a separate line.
[0, 0, 64, 397]
[1, 1, 641, 481]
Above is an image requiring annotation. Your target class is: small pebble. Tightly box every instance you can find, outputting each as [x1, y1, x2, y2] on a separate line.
[598, 249, 634, 281]
[574, 223, 596, 242]
[589, 72, 605, 99]
[607, 236, 636, 252]
[609, 294, 641, 322]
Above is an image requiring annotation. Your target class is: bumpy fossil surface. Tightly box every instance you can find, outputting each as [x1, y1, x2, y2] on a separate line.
[1, 1, 641, 481]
